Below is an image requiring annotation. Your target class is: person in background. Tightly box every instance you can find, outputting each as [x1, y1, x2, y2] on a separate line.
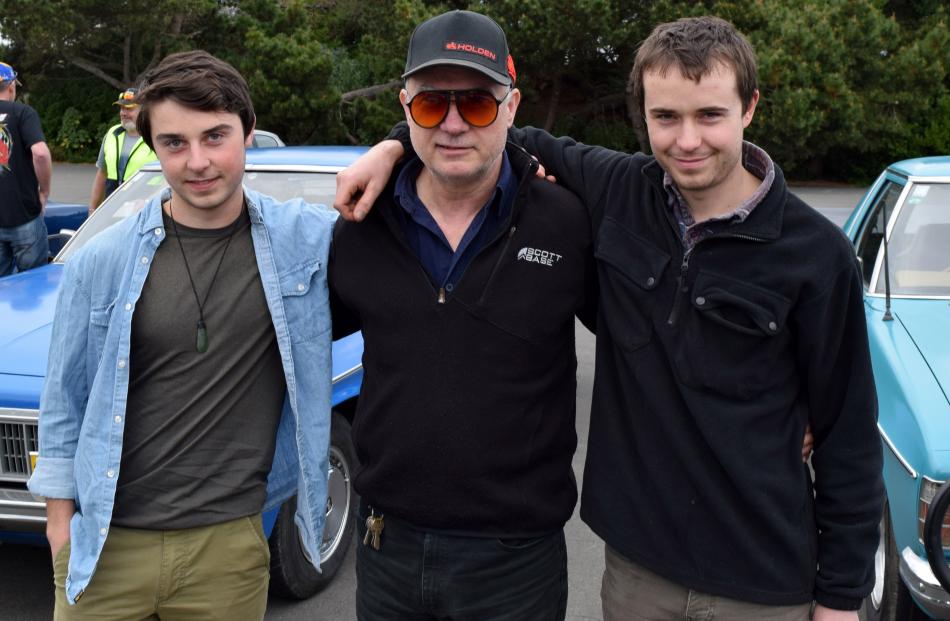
[0, 61, 52, 275]
[88, 87, 156, 212]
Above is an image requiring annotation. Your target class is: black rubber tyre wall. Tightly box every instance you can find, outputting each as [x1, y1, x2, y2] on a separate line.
[269, 411, 359, 600]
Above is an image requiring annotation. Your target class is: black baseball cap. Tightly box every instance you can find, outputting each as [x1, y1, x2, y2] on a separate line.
[403, 10, 517, 86]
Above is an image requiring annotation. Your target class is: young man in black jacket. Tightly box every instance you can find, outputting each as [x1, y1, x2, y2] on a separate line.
[328, 10, 595, 620]
[336, 15, 882, 621]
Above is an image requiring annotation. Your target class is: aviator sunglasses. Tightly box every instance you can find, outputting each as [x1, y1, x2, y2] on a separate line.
[406, 88, 511, 129]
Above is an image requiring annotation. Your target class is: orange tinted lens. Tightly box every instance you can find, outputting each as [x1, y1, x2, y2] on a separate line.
[410, 92, 450, 128]
[457, 91, 499, 126]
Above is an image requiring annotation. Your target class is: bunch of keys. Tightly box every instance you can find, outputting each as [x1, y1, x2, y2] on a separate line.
[363, 508, 384, 551]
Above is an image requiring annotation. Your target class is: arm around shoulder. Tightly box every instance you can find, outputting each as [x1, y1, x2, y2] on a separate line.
[796, 258, 884, 609]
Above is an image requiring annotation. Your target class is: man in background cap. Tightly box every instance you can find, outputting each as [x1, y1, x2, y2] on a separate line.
[88, 87, 156, 212]
[329, 9, 595, 620]
[0, 61, 52, 276]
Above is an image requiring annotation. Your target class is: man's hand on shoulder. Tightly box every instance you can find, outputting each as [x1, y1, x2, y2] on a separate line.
[812, 604, 858, 621]
[334, 140, 405, 222]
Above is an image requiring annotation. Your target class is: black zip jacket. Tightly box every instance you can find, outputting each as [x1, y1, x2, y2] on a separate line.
[329, 144, 596, 536]
[501, 126, 884, 610]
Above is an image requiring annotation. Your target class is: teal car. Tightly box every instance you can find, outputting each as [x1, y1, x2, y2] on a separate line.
[844, 156, 950, 620]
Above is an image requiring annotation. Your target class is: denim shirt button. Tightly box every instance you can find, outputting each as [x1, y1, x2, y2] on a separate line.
[297, 283, 305, 292]
[124, 303, 132, 311]
[117, 359, 126, 369]
[114, 416, 122, 424]
[106, 470, 114, 478]
[99, 528, 107, 537]
[154, 228, 162, 236]
[140, 256, 148, 264]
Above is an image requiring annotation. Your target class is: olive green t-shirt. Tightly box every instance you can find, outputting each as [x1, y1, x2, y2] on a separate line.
[111, 208, 286, 529]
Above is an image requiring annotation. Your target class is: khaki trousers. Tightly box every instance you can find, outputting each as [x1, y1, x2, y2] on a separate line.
[54, 515, 270, 621]
[602, 544, 813, 621]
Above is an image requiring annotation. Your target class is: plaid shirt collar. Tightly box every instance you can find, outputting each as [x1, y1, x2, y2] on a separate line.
[664, 141, 775, 251]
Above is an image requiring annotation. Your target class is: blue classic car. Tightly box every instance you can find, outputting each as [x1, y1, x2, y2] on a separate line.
[844, 156, 950, 620]
[0, 146, 366, 599]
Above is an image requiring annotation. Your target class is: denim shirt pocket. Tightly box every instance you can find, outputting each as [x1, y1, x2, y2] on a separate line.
[88, 300, 115, 356]
[674, 270, 792, 399]
[278, 260, 329, 343]
[594, 218, 669, 351]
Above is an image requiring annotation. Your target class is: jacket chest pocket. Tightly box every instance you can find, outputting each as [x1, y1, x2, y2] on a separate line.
[594, 219, 669, 351]
[673, 270, 792, 399]
[279, 261, 330, 343]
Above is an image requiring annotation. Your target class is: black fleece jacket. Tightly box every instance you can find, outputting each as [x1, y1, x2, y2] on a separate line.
[329, 144, 596, 536]
[500, 126, 883, 610]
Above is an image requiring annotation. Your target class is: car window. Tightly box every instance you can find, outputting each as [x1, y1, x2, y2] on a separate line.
[856, 180, 903, 286]
[56, 170, 338, 263]
[253, 135, 278, 148]
[873, 182, 950, 296]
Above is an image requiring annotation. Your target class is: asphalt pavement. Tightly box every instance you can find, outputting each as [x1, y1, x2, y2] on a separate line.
[0, 162, 867, 620]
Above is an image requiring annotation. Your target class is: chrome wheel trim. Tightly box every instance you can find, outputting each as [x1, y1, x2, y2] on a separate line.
[319, 446, 351, 563]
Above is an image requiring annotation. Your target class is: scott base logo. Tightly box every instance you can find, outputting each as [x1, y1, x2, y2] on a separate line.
[517, 247, 562, 267]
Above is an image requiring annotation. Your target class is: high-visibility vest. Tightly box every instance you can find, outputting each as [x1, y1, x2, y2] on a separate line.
[102, 124, 156, 194]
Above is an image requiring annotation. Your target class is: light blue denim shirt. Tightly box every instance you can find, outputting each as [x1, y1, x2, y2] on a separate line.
[28, 187, 336, 604]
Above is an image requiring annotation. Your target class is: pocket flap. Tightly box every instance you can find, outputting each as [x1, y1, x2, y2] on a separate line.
[279, 261, 322, 297]
[90, 301, 116, 326]
[595, 217, 670, 290]
[691, 271, 790, 336]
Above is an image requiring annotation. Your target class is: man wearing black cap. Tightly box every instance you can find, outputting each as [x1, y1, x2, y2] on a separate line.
[0, 61, 52, 276]
[329, 9, 595, 620]
[88, 87, 156, 212]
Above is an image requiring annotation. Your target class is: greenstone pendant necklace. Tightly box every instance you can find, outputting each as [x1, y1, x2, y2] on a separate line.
[167, 199, 242, 353]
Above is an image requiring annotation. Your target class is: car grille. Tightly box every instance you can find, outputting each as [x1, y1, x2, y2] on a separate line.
[0, 411, 39, 483]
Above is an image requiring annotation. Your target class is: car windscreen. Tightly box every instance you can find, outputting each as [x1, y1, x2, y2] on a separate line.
[56, 170, 338, 263]
[873, 181, 950, 297]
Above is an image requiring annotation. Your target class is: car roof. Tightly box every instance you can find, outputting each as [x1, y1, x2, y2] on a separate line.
[140, 145, 369, 171]
[888, 155, 950, 178]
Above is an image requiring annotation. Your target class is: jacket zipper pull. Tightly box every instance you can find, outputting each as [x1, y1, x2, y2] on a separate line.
[437, 288, 446, 304]
[667, 253, 691, 326]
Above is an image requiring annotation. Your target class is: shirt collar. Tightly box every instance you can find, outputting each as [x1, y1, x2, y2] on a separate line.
[394, 151, 516, 219]
[663, 141, 775, 224]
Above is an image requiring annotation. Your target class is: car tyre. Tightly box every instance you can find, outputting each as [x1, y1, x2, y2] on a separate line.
[861, 501, 927, 621]
[269, 410, 358, 599]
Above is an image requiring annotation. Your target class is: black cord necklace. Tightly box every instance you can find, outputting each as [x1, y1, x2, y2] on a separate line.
[166, 198, 243, 353]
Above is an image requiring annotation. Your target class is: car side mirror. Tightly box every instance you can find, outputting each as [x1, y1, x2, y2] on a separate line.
[47, 230, 76, 258]
[924, 480, 950, 593]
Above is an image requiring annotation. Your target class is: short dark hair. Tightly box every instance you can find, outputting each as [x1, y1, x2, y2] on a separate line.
[628, 16, 758, 133]
[135, 50, 255, 150]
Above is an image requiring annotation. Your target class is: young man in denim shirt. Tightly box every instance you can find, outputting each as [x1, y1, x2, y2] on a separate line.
[28, 51, 335, 620]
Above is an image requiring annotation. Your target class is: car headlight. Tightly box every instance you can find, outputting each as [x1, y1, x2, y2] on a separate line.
[919, 476, 950, 549]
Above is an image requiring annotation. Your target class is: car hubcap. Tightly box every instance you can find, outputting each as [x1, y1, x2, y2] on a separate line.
[871, 516, 886, 609]
[320, 446, 351, 563]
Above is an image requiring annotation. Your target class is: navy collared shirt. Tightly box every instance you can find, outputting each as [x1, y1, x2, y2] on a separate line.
[394, 152, 518, 293]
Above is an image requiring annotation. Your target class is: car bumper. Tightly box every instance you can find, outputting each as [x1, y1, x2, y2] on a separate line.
[900, 546, 950, 619]
[0, 487, 46, 534]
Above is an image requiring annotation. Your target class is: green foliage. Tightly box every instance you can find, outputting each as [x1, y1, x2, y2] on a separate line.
[0, 0, 946, 179]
